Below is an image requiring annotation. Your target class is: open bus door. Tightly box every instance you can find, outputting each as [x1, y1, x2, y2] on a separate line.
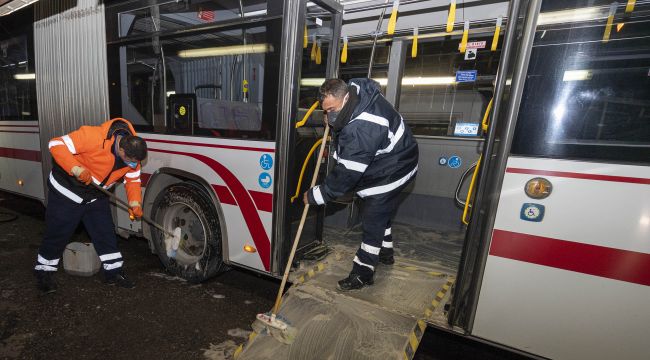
[451, 1, 650, 359]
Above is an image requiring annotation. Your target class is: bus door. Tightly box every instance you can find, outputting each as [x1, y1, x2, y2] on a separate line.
[272, 0, 342, 275]
[453, 1, 650, 359]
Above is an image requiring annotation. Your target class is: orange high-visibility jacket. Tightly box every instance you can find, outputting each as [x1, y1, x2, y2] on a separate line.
[48, 118, 143, 205]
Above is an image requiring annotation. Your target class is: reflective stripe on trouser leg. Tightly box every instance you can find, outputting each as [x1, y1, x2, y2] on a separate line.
[81, 197, 122, 275]
[35, 187, 85, 272]
[352, 190, 404, 280]
[381, 220, 394, 258]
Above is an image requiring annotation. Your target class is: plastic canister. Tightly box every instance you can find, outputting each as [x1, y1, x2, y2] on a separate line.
[63, 242, 101, 276]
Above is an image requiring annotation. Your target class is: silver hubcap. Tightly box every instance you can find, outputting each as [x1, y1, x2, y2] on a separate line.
[162, 201, 207, 266]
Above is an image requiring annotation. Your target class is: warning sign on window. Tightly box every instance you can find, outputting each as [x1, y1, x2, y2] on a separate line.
[458, 41, 486, 50]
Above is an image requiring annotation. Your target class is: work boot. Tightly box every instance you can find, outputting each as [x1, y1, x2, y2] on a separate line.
[337, 273, 373, 291]
[379, 249, 394, 265]
[35, 270, 57, 294]
[103, 271, 135, 289]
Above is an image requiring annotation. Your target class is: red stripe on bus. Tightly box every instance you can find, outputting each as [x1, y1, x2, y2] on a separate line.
[249, 190, 273, 212]
[0, 130, 39, 134]
[506, 167, 650, 185]
[148, 148, 271, 270]
[0, 147, 42, 162]
[490, 229, 650, 287]
[144, 138, 275, 153]
[213, 185, 237, 206]
[0, 124, 39, 127]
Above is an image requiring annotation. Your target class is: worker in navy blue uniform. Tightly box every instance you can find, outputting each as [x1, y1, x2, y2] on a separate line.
[34, 118, 147, 294]
[304, 78, 419, 291]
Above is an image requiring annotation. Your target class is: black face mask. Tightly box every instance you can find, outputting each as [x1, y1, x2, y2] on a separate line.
[326, 86, 359, 132]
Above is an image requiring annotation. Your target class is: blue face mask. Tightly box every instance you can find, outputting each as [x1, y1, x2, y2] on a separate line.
[126, 160, 138, 169]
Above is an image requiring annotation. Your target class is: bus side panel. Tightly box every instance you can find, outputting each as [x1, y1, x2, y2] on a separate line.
[118, 134, 275, 273]
[0, 121, 45, 201]
[472, 156, 650, 360]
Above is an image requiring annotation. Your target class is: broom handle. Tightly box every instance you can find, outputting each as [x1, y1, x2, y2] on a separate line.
[272, 125, 330, 316]
[90, 183, 173, 237]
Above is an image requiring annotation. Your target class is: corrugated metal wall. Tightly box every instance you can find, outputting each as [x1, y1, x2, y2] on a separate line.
[34, 0, 109, 193]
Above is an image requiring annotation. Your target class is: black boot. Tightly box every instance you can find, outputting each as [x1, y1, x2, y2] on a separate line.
[35, 270, 57, 294]
[337, 273, 373, 291]
[379, 249, 394, 265]
[103, 271, 135, 289]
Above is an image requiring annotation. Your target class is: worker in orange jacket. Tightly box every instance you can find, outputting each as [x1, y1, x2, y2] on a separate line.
[34, 118, 147, 294]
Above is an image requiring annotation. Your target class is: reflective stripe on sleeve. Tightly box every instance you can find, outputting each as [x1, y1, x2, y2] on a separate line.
[61, 135, 77, 154]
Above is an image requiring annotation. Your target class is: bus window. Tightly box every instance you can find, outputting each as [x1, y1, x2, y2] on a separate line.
[162, 25, 271, 139]
[399, 36, 499, 137]
[0, 34, 37, 121]
[512, 1, 650, 164]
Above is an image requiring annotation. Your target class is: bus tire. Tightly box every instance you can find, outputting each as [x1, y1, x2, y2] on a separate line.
[150, 182, 226, 282]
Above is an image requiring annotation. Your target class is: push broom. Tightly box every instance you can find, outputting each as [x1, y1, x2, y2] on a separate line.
[254, 125, 330, 344]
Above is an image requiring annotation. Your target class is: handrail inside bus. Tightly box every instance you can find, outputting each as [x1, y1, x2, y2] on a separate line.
[462, 97, 493, 225]
[290, 138, 324, 203]
[296, 101, 320, 128]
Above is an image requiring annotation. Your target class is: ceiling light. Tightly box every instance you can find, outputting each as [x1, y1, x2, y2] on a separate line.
[300, 76, 457, 87]
[0, 0, 40, 17]
[563, 70, 592, 81]
[14, 73, 35, 80]
[178, 43, 273, 58]
[537, 6, 608, 26]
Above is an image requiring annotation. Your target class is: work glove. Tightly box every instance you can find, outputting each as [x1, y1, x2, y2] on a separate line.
[71, 166, 92, 185]
[128, 201, 143, 220]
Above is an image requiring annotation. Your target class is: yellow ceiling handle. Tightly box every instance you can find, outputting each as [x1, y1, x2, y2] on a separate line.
[341, 36, 348, 63]
[626, 0, 636, 13]
[310, 35, 317, 60]
[462, 156, 481, 225]
[291, 138, 324, 203]
[295, 101, 320, 129]
[303, 24, 308, 48]
[387, 0, 399, 35]
[459, 20, 469, 53]
[412, 27, 418, 58]
[602, 3, 617, 43]
[491, 16, 502, 52]
[446, 0, 456, 33]
[482, 97, 493, 132]
[316, 40, 322, 64]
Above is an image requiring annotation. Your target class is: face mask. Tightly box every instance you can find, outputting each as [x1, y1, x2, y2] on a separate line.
[126, 160, 138, 169]
[326, 93, 349, 127]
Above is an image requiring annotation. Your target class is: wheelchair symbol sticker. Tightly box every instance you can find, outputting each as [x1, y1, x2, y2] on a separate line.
[447, 156, 462, 169]
[258, 172, 272, 189]
[260, 154, 273, 170]
[520, 203, 545, 222]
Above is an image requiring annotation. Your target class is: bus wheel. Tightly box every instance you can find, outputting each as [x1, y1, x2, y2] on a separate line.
[151, 182, 226, 282]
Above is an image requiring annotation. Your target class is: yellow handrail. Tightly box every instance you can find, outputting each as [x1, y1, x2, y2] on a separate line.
[463, 97, 494, 225]
[481, 97, 493, 132]
[296, 101, 320, 129]
[290, 138, 324, 203]
[462, 155, 481, 225]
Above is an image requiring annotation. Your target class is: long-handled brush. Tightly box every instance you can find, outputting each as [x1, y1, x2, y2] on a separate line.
[90, 183, 182, 253]
[254, 125, 330, 344]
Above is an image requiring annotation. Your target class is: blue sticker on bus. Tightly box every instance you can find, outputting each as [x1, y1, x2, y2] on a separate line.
[456, 70, 478, 83]
[520, 203, 545, 222]
[447, 156, 462, 169]
[454, 122, 480, 136]
[260, 154, 273, 170]
[258, 172, 272, 189]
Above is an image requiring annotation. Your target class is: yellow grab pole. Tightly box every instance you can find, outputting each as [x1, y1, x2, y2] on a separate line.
[459, 20, 469, 53]
[411, 27, 418, 58]
[387, 0, 399, 35]
[310, 35, 317, 60]
[303, 24, 308, 48]
[602, 3, 617, 43]
[491, 16, 502, 52]
[446, 0, 456, 33]
[341, 36, 348, 63]
[625, 0, 636, 13]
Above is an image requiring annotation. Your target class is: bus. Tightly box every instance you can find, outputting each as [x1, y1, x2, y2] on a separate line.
[1, 0, 649, 359]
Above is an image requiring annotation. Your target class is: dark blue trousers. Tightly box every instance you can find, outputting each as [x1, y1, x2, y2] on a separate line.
[35, 187, 124, 276]
[351, 183, 406, 281]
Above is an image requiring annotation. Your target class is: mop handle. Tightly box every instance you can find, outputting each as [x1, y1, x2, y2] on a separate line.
[90, 183, 174, 237]
[272, 125, 330, 316]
